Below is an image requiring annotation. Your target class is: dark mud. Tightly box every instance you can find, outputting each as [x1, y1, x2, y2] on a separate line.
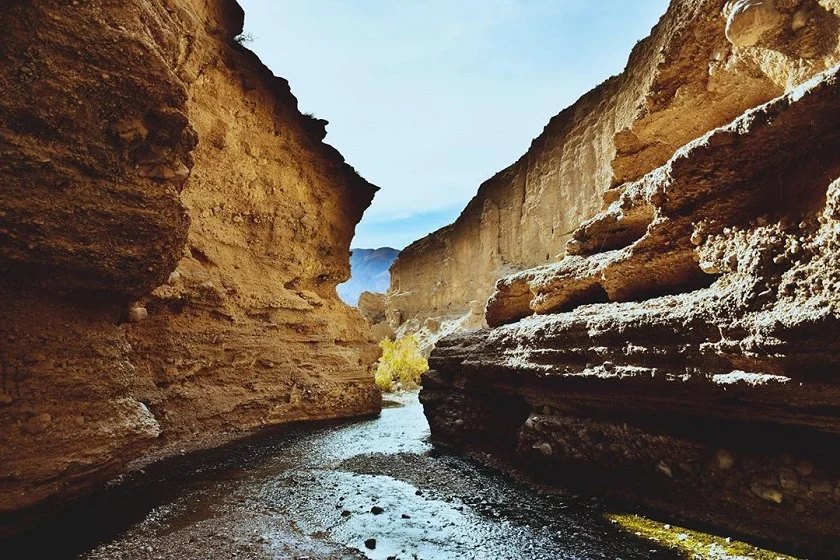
[2, 393, 697, 559]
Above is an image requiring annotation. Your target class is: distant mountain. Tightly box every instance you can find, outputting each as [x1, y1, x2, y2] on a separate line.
[338, 247, 400, 306]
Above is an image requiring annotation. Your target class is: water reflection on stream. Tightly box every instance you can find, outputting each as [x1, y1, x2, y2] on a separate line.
[5, 393, 685, 560]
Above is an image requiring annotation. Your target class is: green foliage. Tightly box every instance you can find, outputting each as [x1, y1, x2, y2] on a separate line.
[375, 335, 428, 393]
[608, 514, 797, 559]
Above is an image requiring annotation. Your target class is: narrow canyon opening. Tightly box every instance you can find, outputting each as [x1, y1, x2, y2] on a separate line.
[3, 1, 840, 559]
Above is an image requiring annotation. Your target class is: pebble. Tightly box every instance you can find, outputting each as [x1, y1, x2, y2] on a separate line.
[534, 442, 553, 456]
[779, 467, 798, 491]
[21, 413, 52, 435]
[796, 460, 814, 477]
[128, 307, 148, 323]
[656, 460, 673, 479]
[690, 231, 704, 246]
[750, 482, 783, 504]
[364, 538, 376, 550]
[714, 449, 735, 471]
[370, 506, 384, 515]
[791, 9, 809, 31]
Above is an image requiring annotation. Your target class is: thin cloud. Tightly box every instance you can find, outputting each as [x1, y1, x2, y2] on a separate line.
[239, 0, 670, 248]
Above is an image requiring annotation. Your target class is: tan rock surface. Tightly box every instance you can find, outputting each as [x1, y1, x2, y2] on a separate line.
[389, 0, 840, 344]
[358, 291, 388, 325]
[357, 291, 394, 341]
[423, 61, 840, 558]
[0, 0, 379, 531]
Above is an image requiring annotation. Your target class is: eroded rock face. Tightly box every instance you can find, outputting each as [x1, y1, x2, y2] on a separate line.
[725, 0, 784, 47]
[423, 64, 840, 557]
[388, 0, 840, 345]
[358, 291, 394, 341]
[418, 0, 840, 555]
[0, 0, 379, 531]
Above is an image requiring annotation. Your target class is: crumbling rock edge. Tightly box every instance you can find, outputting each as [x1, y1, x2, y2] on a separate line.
[422, 61, 840, 558]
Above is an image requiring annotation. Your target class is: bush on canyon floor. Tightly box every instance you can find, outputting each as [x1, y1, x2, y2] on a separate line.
[375, 335, 428, 392]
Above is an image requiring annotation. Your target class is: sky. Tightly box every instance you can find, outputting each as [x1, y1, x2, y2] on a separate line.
[239, 0, 670, 249]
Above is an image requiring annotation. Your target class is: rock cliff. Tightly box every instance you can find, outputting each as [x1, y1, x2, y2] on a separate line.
[420, 0, 840, 556]
[389, 0, 840, 346]
[357, 291, 394, 341]
[0, 0, 379, 532]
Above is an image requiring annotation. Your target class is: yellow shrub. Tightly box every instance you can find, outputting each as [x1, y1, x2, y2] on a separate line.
[375, 334, 428, 392]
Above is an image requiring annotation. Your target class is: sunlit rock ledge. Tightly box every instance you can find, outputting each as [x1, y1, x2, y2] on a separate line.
[422, 57, 840, 558]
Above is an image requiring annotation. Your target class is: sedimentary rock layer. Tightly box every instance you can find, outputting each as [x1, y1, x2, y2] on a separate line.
[0, 0, 379, 531]
[389, 0, 840, 342]
[422, 63, 840, 557]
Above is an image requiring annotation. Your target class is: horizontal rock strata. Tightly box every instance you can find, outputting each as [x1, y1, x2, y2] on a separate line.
[422, 62, 840, 557]
[0, 0, 379, 532]
[389, 0, 840, 346]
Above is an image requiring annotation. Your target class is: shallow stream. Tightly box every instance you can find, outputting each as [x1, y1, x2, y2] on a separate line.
[4, 393, 760, 559]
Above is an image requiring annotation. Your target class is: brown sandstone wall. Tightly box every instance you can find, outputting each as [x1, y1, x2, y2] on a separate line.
[389, 0, 840, 339]
[420, 0, 840, 555]
[0, 0, 379, 531]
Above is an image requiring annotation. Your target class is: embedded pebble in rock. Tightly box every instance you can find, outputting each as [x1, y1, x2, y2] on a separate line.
[750, 483, 783, 504]
[725, 0, 783, 47]
[534, 442, 553, 456]
[715, 450, 736, 471]
[127, 307, 148, 323]
[796, 460, 815, 477]
[791, 9, 809, 31]
[779, 467, 798, 491]
[21, 413, 52, 435]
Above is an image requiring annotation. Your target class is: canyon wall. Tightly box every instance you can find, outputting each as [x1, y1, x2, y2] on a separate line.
[389, 0, 840, 347]
[0, 0, 379, 532]
[420, 0, 840, 556]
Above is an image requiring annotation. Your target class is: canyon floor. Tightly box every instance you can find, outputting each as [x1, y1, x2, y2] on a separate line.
[2, 393, 794, 560]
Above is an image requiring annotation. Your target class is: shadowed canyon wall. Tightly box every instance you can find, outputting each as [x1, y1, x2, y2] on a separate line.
[388, 0, 840, 347]
[417, 0, 840, 556]
[0, 0, 379, 531]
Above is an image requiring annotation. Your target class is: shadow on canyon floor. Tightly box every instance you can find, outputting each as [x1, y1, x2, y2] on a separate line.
[0, 394, 786, 559]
